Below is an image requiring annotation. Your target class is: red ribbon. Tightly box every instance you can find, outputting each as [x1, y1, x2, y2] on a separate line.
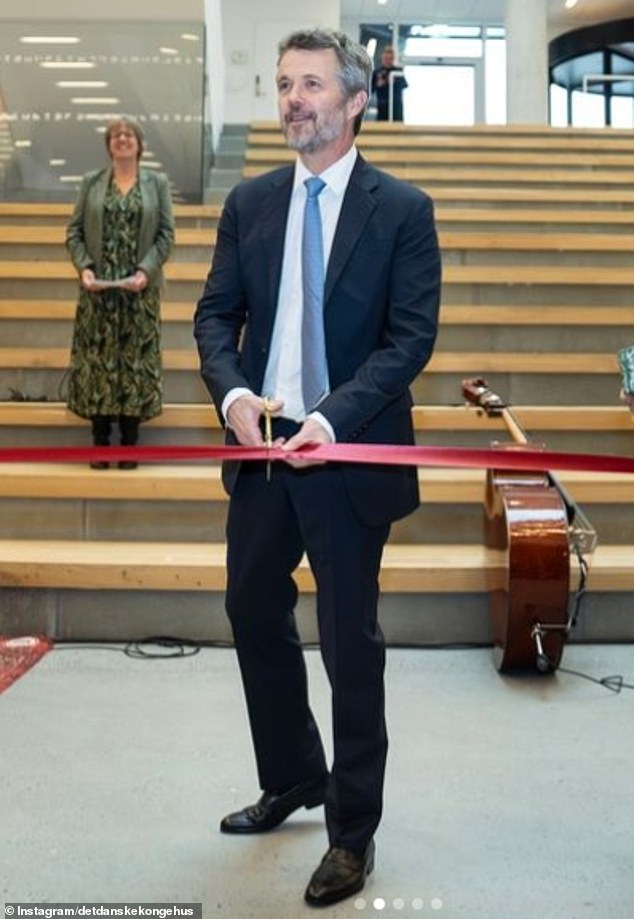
[0, 442, 633, 474]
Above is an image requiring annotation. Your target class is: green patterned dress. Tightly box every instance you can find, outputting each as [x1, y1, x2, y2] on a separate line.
[67, 180, 163, 421]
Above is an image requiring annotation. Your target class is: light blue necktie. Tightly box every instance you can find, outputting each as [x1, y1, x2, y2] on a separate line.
[301, 176, 328, 413]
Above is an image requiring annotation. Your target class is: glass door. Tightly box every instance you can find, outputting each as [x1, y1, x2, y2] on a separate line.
[402, 63, 476, 125]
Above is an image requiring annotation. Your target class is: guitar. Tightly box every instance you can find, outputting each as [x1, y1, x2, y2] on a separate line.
[462, 377, 597, 673]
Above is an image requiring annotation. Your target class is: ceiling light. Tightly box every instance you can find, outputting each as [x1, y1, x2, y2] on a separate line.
[49, 158, 66, 166]
[565, 0, 579, 8]
[59, 175, 83, 182]
[70, 97, 120, 105]
[159, 47, 179, 55]
[20, 36, 80, 44]
[181, 33, 199, 41]
[39, 62, 96, 69]
[55, 81, 108, 88]
[15, 140, 32, 148]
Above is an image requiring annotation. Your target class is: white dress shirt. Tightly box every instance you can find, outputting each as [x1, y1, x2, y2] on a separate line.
[222, 145, 359, 440]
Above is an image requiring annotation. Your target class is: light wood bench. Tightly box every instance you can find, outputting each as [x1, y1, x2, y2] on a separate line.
[0, 202, 222, 221]
[0, 402, 631, 433]
[421, 186, 634, 205]
[244, 146, 634, 171]
[1, 300, 631, 327]
[435, 208, 634, 226]
[249, 120, 634, 145]
[0, 226, 217, 248]
[243, 162, 634, 187]
[0, 299, 197, 321]
[5, 205, 634, 229]
[248, 130, 634, 155]
[440, 305, 634, 326]
[0, 538, 629, 592]
[0, 347, 621, 374]
[2, 227, 632, 255]
[2, 261, 634, 286]
[1, 462, 632, 505]
[0, 261, 206, 282]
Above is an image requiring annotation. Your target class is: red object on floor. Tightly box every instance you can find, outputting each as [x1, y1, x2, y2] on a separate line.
[0, 635, 53, 694]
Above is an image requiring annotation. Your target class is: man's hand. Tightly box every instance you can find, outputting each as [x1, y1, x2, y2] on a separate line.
[226, 394, 284, 446]
[280, 417, 332, 468]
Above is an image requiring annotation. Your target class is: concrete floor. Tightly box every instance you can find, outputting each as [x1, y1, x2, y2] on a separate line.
[1, 642, 633, 919]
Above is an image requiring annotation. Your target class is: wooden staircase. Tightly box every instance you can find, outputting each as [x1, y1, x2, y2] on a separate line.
[0, 122, 632, 645]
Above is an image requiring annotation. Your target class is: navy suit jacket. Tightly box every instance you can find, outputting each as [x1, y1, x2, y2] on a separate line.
[195, 153, 441, 526]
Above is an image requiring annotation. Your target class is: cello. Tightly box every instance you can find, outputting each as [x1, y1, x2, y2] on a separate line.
[461, 378, 597, 674]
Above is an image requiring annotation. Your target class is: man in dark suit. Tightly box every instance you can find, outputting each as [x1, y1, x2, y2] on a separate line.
[371, 45, 408, 121]
[194, 27, 441, 908]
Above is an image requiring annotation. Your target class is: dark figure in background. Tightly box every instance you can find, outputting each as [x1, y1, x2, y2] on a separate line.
[371, 46, 408, 121]
[195, 28, 440, 908]
[65, 116, 174, 469]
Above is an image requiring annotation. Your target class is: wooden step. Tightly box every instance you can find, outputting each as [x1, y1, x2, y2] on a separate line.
[0, 226, 217, 249]
[0, 539, 628, 592]
[245, 146, 634, 171]
[0, 202, 222, 221]
[0, 462, 632, 504]
[0, 261, 206, 282]
[0, 347, 622, 374]
[243, 163, 634, 188]
[0, 401, 634, 434]
[421, 186, 634, 206]
[0, 299, 196, 322]
[2, 227, 633, 254]
[439, 305, 634, 326]
[435, 208, 634, 227]
[0, 300, 631, 327]
[0, 402, 631, 433]
[4, 204, 634, 230]
[2, 261, 634, 287]
[248, 122, 634, 149]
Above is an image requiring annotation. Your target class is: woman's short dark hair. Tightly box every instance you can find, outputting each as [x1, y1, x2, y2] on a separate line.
[104, 117, 144, 160]
[277, 29, 372, 135]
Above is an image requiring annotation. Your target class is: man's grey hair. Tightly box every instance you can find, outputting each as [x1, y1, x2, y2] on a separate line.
[277, 28, 371, 134]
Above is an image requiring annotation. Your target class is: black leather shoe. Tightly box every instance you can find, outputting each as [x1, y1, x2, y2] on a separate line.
[304, 839, 375, 907]
[220, 775, 327, 834]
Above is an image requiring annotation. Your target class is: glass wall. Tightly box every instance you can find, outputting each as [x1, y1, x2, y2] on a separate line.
[360, 22, 506, 126]
[549, 19, 634, 129]
[0, 20, 206, 202]
[359, 18, 634, 129]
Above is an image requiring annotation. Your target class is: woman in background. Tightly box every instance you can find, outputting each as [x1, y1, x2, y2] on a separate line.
[618, 345, 634, 412]
[66, 116, 174, 468]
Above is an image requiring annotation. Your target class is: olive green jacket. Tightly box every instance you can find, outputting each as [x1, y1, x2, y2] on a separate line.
[65, 167, 174, 286]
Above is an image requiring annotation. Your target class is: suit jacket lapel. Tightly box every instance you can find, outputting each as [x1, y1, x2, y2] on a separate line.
[325, 155, 378, 304]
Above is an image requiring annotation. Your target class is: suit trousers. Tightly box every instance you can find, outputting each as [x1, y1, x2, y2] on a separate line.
[225, 452, 390, 854]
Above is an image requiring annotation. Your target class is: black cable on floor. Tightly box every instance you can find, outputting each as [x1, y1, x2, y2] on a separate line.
[51, 637, 634, 693]
[557, 666, 634, 694]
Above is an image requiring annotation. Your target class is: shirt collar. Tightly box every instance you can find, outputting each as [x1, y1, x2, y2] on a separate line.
[293, 145, 358, 197]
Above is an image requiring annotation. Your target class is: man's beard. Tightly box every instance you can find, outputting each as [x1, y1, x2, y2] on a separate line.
[282, 109, 344, 154]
